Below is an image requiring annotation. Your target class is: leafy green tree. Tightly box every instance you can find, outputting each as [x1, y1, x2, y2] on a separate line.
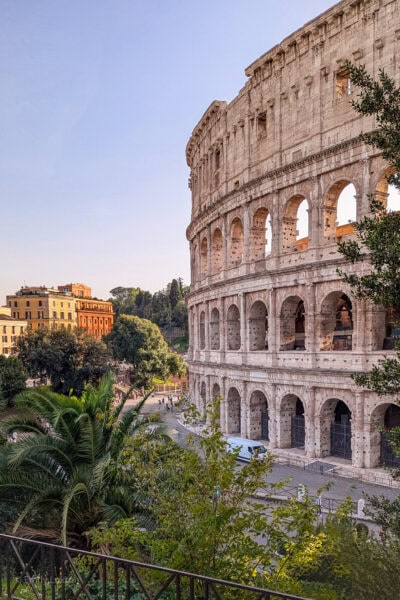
[17, 328, 112, 395]
[106, 315, 185, 387]
[0, 373, 160, 544]
[338, 63, 400, 395]
[0, 355, 27, 408]
[168, 278, 182, 309]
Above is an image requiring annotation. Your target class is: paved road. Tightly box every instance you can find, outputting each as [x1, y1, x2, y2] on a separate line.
[136, 397, 399, 506]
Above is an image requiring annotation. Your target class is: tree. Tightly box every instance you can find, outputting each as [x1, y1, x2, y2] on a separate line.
[168, 278, 182, 309]
[0, 373, 161, 544]
[0, 356, 27, 408]
[17, 328, 112, 395]
[106, 315, 185, 388]
[338, 63, 400, 395]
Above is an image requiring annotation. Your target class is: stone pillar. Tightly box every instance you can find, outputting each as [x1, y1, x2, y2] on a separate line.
[188, 307, 194, 361]
[353, 390, 365, 468]
[207, 224, 212, 283]
[269, 288, 278, 366]
[222, 214, 228, 277]
[307, 284, 317, 366]
[361, 157, 372, 218]
[305, 386, 316, 458]
[309, 176, 321, 249]
[205, 301, 210, 351]
[194, 304, 200, 361]
[268, 383, 277, 449]
[241, 382, 249, 438]
[239, 293, 247, 355]
[219, 297, 226, 361]
[220, 376, 228, 433]
[242, 202, 251, 269]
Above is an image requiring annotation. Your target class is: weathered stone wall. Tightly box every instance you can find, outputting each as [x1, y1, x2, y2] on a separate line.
[186, 0, 400, 469]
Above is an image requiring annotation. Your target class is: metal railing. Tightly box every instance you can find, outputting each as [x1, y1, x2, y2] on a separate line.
[0, 534, 310, 600]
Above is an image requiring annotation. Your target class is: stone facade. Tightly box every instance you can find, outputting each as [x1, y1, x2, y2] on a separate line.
[185, 0, 400, 469]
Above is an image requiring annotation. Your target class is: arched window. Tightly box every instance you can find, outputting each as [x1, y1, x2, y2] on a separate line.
[278, 395, 305, 448]
[227, 387, 241, 434]
[251, 208, 272, 260]
[376, 169, 400, 212]
[320, 398, 352, 459]
[280, 296, 306, 351]
[249, 301, 268, 350]
[227, 304, 241, 350]
[199, 311, 206, 350]
[324, 180, 357, 239]
[210, 308, 220, 350]
[249, 391, 268, 440]
[229, 218, 244, 267]
[211, 228, 223, 273]
[320, 292, 353, 351]
[283, 196, 309, 252]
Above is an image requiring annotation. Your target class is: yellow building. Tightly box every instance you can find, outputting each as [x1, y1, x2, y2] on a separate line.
[0, 306, 27, 356]
[6, 287, 77, 332]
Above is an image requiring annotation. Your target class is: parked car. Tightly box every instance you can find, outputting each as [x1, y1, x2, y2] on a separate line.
[226, 437, 267, 462]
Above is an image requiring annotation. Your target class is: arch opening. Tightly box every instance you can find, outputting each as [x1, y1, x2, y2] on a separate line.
[279, 395, 305, 448]
[280, 296, 306, 351]
[227, 304, 241, 351]
[324, 181, 357, 239]
[200, 237, 208, 280]
[210, 308, 220, 350]
[249, 391, 269, 441]
[211, 228, 223, 274]
[199, 311, 206, 350]
[249, 301, 268, 351]
[251, 208, 272, 260]
[283, 196, 309, 252]
[320, 292, 353, 351]
[320, 399, 352, 459]
[383, 307, 400, 350]
[229, 218, 244, 267]
[227, 387, 241, 434]
[376, 169, 400, 212]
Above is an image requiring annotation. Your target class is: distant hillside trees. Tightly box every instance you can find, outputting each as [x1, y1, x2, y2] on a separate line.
[109, 278, 189, 334]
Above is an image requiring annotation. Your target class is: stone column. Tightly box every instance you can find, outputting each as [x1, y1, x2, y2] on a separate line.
[309, 176, 321, 249]
[207, 224, 212, 283]
[239, 293, 247, 355]
[219, 297, 226, 361]
[222, 214, 228, 277]
[305, 386, 316, 458]
[241, 381, 249, 438]
[242, 202, 251, 270]
[205, 301, 210, 351]
[269, 288, 278, 366]
[353, 390, 365, 468]
[307, 283, 317, 366]
[220, 376, 228, 433]
[268, 383, 277, 449]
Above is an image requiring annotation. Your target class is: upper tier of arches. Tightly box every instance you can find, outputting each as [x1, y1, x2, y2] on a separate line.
[190, 168, 400, 286]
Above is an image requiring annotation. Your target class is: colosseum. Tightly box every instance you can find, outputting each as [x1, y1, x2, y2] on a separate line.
[185, 0, 400, 474]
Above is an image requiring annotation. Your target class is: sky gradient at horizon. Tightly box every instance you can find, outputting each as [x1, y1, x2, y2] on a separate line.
[2, 1, 346, 302]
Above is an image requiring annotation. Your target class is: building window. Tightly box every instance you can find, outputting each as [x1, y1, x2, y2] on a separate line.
[2, 326, 6, 334]
[2, 348, 9, 355]
[25, 311, 31, 319]
[53, 311, 57, 319]
[14, 301, 17, 307]
[11, 326, 15, 334]
[39, 300, 42, 307]
[8, 301, 11, 307]
[2, 335, 8, 343]
[60, 312, 65, 320]
[336, 69, 352, 98]
[257, 111, 267, 137]
[26, 301, 30, 307]
[61, 302, 64, 308]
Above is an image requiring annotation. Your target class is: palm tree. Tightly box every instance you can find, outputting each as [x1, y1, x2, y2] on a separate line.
[0, 372, 161, 545]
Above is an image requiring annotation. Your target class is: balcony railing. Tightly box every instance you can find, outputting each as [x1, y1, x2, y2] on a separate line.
[0, 534, 310, 599]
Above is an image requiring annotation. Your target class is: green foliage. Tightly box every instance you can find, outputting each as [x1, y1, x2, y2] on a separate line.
[0, 373, 162, 544]
[16, 327, 112, 396]
[106, 315, 187, 387]
[0, 355, 27, 408]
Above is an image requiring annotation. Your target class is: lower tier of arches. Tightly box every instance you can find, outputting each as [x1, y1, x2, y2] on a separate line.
[190, 369, 400, 470]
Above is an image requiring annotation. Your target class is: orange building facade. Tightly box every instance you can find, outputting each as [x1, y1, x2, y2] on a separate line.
[75, 298, 114, 338]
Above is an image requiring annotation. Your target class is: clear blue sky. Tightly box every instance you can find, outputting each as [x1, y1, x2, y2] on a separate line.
[1, 1, 335, 302]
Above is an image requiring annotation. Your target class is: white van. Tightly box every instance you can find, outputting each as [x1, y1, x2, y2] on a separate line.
[226, 437, 267, 462]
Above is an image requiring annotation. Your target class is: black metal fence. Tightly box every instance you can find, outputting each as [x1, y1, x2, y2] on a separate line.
[0, 534, 310, 600]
